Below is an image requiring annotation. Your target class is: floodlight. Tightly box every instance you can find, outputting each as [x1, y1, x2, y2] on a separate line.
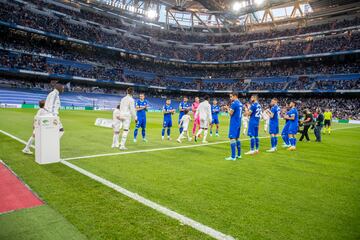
[232, 2, 242, 11]
[146, 9, 157, 19]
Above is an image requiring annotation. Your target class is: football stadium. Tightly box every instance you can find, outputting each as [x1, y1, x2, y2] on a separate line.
[0, 0, 359, 239]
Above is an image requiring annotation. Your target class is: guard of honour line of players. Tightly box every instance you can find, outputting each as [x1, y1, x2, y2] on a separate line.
[22, 85, 302, 161]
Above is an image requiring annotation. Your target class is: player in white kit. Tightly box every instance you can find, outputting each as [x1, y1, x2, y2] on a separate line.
[117, 88, 137, 150]
[194, 95, 212, 144]
[242, 116, 249, 135]
[44, 83, 64, 138]
[177, 109, 192, 143]
[111, 105, 121, 148]
[22, 100, 49, 154]
[262, 111, 270, 133]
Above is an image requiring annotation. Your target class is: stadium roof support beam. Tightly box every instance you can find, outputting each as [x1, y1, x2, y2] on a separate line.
[215, 15, 222, 33]
[216, 16, 231, 33]
[192, 12, 213, 33]
[167, 9, 185, 32]
[290, 1, 304, 18]
[261, 8, 274, 23]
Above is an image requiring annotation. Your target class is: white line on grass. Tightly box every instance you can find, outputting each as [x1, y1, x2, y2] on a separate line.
[0, 129, 34, 148]
[0, 125, 360, 240]
[62, 136, 272, 161]
[61, 160, 235, 240]
[0, 129, 236, 240]
[61, 125, 360, 161]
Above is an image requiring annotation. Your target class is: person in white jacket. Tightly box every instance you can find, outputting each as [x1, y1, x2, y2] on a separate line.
[22, 100, 50, 154]
[118, 87, 137, 150]
[111, 105, 121, 148]
[45, 83, 64, 138]
[194, 95, 212, 144]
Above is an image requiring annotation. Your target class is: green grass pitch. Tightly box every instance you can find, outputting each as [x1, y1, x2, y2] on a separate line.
[0, 108, 360, 240]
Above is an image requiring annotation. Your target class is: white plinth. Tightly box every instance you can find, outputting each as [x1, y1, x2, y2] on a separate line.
[35, 116, 60, 164]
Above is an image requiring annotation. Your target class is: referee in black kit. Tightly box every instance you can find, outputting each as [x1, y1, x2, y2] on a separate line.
[299, 109, 313, 142]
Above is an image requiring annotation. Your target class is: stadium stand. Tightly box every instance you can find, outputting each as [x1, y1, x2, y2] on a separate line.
[0, 0, 359, 119]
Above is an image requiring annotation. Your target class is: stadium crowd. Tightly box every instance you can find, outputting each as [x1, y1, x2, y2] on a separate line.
[1, 78, 359, 120]
[16, 0, 360, 44]
[1, 49, 359, 91]
[0, 2, 360, 62]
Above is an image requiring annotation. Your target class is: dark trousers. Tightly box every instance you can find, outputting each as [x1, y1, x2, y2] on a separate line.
[300, 125, 310, 141]
[314, 125, 322, 142]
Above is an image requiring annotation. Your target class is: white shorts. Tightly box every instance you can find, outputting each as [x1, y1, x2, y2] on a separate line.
[200, 118, 210, 129]
[120, 118, 131, 131]
[112, 121, 122, 132]
[182, 123, 189, 131]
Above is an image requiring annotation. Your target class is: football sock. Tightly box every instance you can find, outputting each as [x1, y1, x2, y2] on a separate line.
[142, 128, 146, 139]
[134, 128, 138, 139]
[203, 130, 208, 141]
[120, 130, 128, 147]
[250, 137, 255, 151]
[113, 133, 119, 146]
[236, 140, 241, 156]
[25, 136, 34, 150]
[255, 137, 259, 150]
[230, 140, 236, 159]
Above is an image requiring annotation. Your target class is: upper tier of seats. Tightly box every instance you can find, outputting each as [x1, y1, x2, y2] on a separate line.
[0, 1, 359, 63]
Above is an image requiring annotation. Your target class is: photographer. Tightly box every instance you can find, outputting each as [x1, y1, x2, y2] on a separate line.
[299, 109, 313, 142]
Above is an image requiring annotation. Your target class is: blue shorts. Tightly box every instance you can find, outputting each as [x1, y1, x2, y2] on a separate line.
[288, 125, 298, 135]
[212, 117, 219, 125]
[228, 125, 241, 139]
[282, 123, 290, 136]
[163, 119, 172, 128]
[247, 124, 259, 137]
[269, 124, 279, 135]
[136, 118, 146, 129]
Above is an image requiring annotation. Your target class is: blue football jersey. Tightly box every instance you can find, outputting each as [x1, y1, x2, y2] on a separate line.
[136, 99, 148, 119]
[249, 102, 262, 125]
[230, 99, 243, 126]
[163, 104, 173, 119]
[211, 105, 221, 118]
[270, 104, 280, 126]
[287, 108, 299, 127]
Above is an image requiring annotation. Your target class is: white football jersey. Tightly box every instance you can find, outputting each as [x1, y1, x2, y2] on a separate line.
[119, 94, 136, 120]
[180, 114, 191, 130]
[113, 108, 121, 122]
[195, 100, 212, 122]
[45, 89, 61, 116]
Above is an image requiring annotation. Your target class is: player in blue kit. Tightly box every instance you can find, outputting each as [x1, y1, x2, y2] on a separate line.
[245, 95, 262, 155]
[210, 99, 220, 137]
[281, 105, 291, 148]
[225, 92, 243, 161]
[265, 98, 280, 152]
[162, 99, 175, 140]
[178, 96, 191, 134]
[284, 101, 299, 151]
[133, 93, 148, 143]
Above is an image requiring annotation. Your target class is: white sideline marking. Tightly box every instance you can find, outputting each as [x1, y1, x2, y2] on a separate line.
[61, 136, 273, 161]
[61, 160, 235, 240]
[0, 129, 236, 240]
[0, 125, 360, 240]
[0, 129, 34, 148]
[61, 125, 360, 161]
